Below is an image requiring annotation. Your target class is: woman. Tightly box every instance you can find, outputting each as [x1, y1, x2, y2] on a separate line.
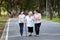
[25, 11, 34, 36]
[18, 11, 25, 36]
[33, 10, 41, 36]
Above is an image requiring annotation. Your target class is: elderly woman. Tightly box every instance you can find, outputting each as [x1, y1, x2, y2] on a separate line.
[25, 11, 34, 36]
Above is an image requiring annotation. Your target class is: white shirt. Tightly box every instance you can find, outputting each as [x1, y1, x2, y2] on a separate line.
[18, 14, 25, 23]
[25, 15, 34, 27]
[34, 13, 41, 23]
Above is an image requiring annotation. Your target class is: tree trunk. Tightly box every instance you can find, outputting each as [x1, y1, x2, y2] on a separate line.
[48, 0, 53, 20]
[57, 0, 60, 18]
[49, 7, 53, 20]
[58, 9, 60, 18]
[0, 1, 1, 16]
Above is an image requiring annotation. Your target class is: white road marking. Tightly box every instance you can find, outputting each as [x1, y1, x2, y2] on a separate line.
[5, 19, 10, 40]
[0, 23, 7, 40]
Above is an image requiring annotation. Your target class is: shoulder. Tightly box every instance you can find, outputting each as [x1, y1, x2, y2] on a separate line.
[22, 15, 26, 17]
[33, 14, 36, 17]
[34, 14, 36, 16]
[23, 14, 25, 16]
[38, 13, 41, 16]
[18, 15, 21, 17]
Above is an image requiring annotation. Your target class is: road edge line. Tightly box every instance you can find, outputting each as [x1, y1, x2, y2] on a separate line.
[0, 19, 9, 40]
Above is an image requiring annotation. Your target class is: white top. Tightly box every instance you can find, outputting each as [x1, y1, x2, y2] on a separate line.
[25, 15, 34, 27]
[18, 14, 25, 23]
[34, 13, 41, 23]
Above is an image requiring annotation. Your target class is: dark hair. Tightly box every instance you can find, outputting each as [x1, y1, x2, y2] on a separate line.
[19, 11, 25, 15]
[35, 10, 40, 13]
[19, 13, 21, 15]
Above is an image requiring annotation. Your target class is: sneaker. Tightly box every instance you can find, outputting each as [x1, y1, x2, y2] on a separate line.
[34, 35, 39, 37]
[29, 35, 32, 36]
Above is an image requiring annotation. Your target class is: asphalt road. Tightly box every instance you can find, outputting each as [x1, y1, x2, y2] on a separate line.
[1, 18, 60, 40]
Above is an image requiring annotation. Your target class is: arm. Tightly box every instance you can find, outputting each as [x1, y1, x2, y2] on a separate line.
[38, 14, 41, 21]
[32, 15, 37, 21]
[24, 16, 27, 23]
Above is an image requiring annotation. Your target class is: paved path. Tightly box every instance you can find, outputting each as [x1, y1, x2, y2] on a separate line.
[1, 18, 60, 40]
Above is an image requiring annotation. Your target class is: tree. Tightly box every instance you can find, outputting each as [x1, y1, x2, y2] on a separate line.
[36, 0, 46, 16]
[57, 0, 60, 18]
[47, 0, 53, 20]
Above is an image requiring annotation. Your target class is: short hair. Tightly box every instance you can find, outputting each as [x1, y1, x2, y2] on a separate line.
[28, 11, 33, 14]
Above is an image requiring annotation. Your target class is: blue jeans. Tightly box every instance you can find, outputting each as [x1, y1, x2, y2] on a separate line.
[19, 23, 24, 36]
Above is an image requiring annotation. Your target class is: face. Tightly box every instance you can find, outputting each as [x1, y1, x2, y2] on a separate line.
[34, 10, 37, 14]
[28, 12, 33, 16]
[21, 11, 24, 14]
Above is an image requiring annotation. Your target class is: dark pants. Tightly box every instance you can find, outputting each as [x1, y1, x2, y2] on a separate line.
[19, 23, 24, 36]
[35, 23, 41, 35]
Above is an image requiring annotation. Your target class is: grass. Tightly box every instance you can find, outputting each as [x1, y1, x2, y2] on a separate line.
[42, 16, 46, 20]
[42, 16, 60, 23]
[52, 18, 60, 23]
[0, 16, 8, 38]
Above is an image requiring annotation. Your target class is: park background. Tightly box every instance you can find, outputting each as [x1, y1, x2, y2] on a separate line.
[0, 0, 60, 38]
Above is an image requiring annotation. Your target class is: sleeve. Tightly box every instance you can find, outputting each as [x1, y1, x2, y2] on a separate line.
[18, 15, 21, 23]
[32, 15, 36, 21]
[38, 13, 41, 20]
[18, 15, 20, 19]
[18, 15, 21, 18]
[40, 14, 41, 19]
[32, 16, 34, 19]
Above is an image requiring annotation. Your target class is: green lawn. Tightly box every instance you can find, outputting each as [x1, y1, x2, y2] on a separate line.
[0, 16, 8, 38]
[52, 18, 60, 23]
[42, 16, 60, 23]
